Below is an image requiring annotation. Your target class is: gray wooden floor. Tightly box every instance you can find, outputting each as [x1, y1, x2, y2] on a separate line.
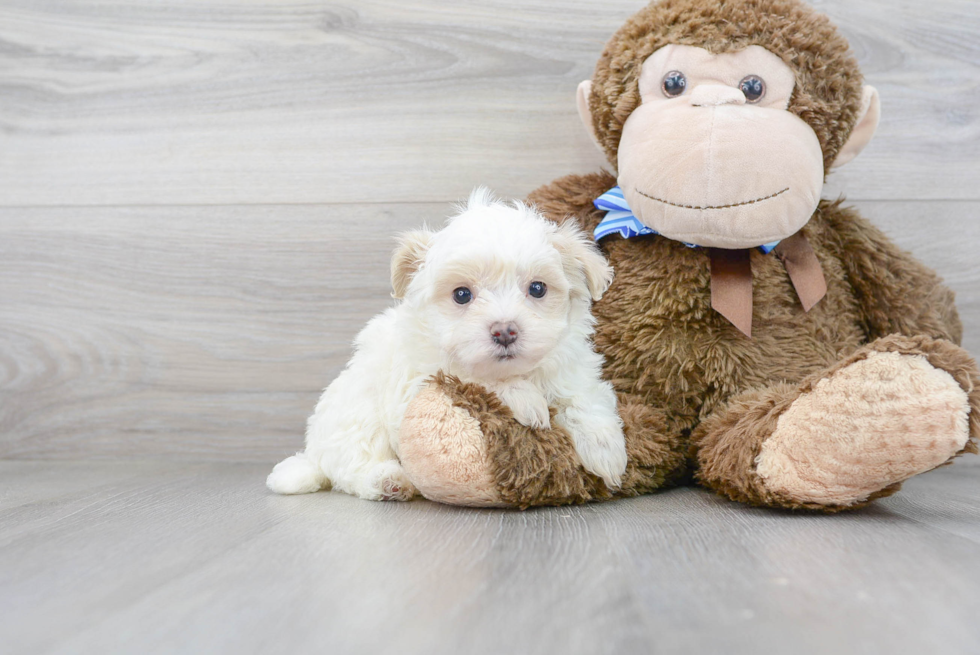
[2, 1, 980, 653]
[2, 460, 980, 655]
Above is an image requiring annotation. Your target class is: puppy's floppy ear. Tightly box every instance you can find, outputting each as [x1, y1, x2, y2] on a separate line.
[553, 219, 614, 301]
[391, 229, 434, 299]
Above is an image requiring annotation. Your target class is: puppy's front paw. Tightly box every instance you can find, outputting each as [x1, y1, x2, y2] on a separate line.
[511, 398, 551, 430]
[561, 407, 627, 490]
[359, 460, 417, 502]
[494, 381, 551, 429]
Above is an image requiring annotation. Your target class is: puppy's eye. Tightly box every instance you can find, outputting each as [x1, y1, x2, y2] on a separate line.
[528, 281, 547, 299]
[662, 71, 687, 97]
[453, 287, 472, 305]
[739, 75, 766, 103]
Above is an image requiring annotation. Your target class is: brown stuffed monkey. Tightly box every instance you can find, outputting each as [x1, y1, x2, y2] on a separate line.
[396, 0, 980, 511]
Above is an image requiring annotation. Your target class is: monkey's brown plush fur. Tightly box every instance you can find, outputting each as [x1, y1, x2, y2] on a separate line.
[397, 0, 979, 511]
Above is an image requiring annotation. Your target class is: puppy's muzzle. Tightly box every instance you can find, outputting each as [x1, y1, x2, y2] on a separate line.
[490, 322, 519, 347]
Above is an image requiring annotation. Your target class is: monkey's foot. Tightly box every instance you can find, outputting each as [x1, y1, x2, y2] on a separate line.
[399, 373, 689, 508]
[399, 373, 599, 508]
[696, 335, 977, 510]
[399, 375, 506, 507]
[756, 353, 968, 504]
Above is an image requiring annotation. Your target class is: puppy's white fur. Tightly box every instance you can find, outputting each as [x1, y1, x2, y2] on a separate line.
[267, 189, 626, 500]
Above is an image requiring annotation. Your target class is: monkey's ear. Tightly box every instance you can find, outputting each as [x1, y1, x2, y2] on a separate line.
[554, 219, 614, 301]
[577, 80, 603, 151]
[391, 229, 434, 299]
[831, 85, 881, 169]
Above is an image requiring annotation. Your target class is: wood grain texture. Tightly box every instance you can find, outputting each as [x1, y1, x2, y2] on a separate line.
[0, 203, 441, 460]
[1, 460, 979, 654]
[2, 201, 978, 462]
[0, 0, 978, 206]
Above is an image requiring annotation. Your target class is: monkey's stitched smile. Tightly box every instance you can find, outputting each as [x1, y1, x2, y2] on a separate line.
[636, 187, 790, 210]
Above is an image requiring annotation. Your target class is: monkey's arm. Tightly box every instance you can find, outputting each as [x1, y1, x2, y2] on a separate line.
[820, 201, 963, 344]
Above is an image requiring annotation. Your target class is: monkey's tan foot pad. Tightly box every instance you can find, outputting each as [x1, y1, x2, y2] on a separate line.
[756, 350, 971, 507]
[400, 380, 507, 507]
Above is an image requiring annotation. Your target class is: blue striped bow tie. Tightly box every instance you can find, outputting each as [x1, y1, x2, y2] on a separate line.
[593, 186, 780, 254]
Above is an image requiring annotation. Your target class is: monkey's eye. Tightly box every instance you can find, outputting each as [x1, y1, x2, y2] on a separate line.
[453, 287, 472, 304]
[528, 281, 547, 299]
[661, 71, 687, 97]
[739, 75, 766, 103]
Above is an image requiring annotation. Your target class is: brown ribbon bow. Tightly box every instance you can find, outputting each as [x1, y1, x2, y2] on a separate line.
[709, 231, 827, 337]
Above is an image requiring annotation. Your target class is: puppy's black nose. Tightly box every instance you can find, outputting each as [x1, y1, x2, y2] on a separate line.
[490, 322, 519, 347]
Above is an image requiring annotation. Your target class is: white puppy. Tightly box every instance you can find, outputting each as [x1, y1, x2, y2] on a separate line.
[267, 189, 627, 501]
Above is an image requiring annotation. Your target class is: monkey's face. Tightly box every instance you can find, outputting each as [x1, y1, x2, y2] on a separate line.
[579, 44, 878, 250]
[620, 45, 822, 249]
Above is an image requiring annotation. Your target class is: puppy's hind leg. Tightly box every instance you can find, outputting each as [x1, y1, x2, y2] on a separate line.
[267, 453, 328, 495]
[282, 308, 418, 501]
[358, 459, 417, 501]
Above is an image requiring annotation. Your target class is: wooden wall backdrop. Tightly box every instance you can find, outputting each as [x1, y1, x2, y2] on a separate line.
[1, 0, 978, 462]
